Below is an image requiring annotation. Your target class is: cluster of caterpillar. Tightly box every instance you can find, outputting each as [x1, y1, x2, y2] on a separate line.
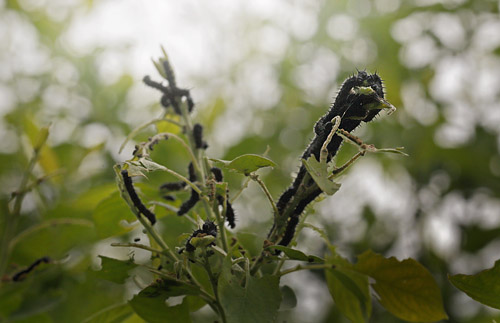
[275, 71, 386, 247]
[184, 220, 218, 252]
[143, 58, 194, 114]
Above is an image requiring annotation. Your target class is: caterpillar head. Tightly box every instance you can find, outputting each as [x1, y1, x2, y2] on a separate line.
[338, 71, 396, 122]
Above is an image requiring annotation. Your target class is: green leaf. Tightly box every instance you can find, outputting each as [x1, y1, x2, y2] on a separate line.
[94, 256, 138, 284]
[354, 250, 447, 322]
[0, 280, 29, 317]
[269, 246, 324, 263]
[449, 259, 500, 309]
[129, 295, 190, 323]
[302, 156, 341, 195]
[211, 154, 276, 175]
[279, 285, 297, 310]
[92, 192, 137, 238]
[189, 235, 216, 249]
[138, 158, 167, 172]
[128, 279, 200, 323]
[325, 252, 371, 323]
[82, 303, 133, 323]
[218, 253, 282, 323]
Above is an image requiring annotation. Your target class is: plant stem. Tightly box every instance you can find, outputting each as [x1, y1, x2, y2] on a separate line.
[203, 252, 227, 323]
[212, 198, 228, 251]
[0, 133, 46, 280]
[111, 242, 172, 257]
[279, 264, 334, 277]
[137, 212, 179, 262]
[229, 177, 251, 203]
[250, 174, 279, 219]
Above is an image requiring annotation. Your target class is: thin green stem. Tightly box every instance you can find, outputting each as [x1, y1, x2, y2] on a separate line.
[320, 116, 341, 164]
[279, 264, 334, 277]
[273, 258, 286, 276]
[157, 167, 202, 195]
[159, 132, 202, 175]
[119, 115, 182, 154]
[229, 177, 251, 203]
[111, 242, 172, 257]
[0, 132, 47, 279]
[203, 252, 227, 323]
[330, 151, 365, 178]
[212, 198, 228, 252]
[250, 174, 279, 218]
[133, 208, 179, 262]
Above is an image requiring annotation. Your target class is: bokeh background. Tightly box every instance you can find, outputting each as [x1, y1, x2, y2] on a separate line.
[1, 0, 500, 322]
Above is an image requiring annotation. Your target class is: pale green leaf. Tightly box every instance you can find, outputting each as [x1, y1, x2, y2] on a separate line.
[269, 245, 324, 263]
[302, 156, 341, 195]
[138, 158, 167, 172]
[211, 154, 276, 176]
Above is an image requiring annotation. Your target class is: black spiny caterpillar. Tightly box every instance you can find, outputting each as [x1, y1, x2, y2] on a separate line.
[185, 220, 218, 252]
[211, 167, 236, 228]
[177, 163, 200, 216]
[274, 71, 393, 247]
[121, 170, 157, 225]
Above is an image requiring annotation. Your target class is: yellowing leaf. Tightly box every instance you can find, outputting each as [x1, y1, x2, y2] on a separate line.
[354, 250, 447, 322]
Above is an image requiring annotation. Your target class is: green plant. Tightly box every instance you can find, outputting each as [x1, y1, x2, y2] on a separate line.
[4, 49, 499, 323]
[111, 51, 448, 323]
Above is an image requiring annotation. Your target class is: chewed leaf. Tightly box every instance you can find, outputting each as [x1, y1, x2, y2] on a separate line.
[269, 245, 324, 263]
[139, 158, 167, 172]
[302, 156, 341, 195]
[449, 259, 500, 309]
[95, 256, 137, 284]
[190, 235, 216, 249]
[211, 154, 276, 176]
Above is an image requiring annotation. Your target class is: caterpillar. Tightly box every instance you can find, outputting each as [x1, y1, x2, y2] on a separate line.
[225, 200, 236, 229]
[143, 75, 194, 114]
[121, 170, 157, 225]
[277, 217, 299, 247]
[193, 123, 208, 149]
[159, 181, 186, 191]
[188, 162, 196, 182]
[211, 167, 236, 228]
[210, 167, 223, 182]
[177, 189, 199, 216]
[185, 220, 218, 252]
[12, 256, 51, 282]
[273, 71, 388, 247]
[177, 162, 199, 216]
